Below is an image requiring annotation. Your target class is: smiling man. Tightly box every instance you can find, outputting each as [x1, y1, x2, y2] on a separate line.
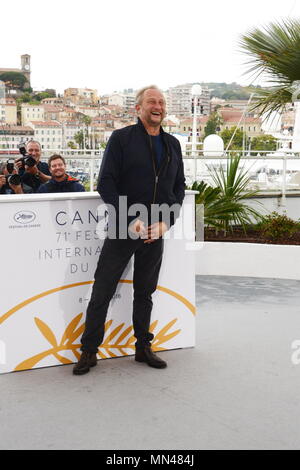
[16, 141, 51, 193]
[73, 85, 185, 375]
[37, 154, 85, 193]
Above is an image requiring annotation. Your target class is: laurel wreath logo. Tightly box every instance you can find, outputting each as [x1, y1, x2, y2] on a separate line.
[14, 314, 181, 371]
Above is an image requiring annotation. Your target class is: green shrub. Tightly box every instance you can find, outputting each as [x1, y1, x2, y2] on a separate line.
[256, 212, 300, 240]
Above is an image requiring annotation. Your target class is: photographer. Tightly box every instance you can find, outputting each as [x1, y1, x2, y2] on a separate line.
[0, 160, 32, 195]
[15, 140, 51, 192]
[37, 154, 85, 193]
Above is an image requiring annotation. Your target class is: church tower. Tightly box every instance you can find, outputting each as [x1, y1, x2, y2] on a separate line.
[21, 54, 31, 88]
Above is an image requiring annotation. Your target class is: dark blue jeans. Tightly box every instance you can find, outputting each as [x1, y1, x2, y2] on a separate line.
[81, 237, 164, 353]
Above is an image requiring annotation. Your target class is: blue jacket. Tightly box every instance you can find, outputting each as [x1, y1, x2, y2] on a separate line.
[97, 118, 186, 229]
[38, 176, 85, 193]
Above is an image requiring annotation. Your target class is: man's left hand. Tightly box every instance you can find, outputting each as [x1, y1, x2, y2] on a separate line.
[9, 183, 23, 194]
[143, 222, 168, 244]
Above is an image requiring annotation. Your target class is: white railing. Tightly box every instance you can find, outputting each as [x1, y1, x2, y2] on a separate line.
[2, 148, 300, 198]
[182, 149, 300, 194]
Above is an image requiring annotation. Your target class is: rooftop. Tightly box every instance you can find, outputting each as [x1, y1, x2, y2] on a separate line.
[0, 125, 34, 133]
[1, 275, 299, 450]
[43, 105, 63, 112]
[29, 121, 61, 127]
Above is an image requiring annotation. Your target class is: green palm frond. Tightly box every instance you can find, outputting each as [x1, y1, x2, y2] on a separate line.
[191, 161, 263, 234]
[207, 154, 263, 232]
[209, 154, 260, 201]
[248, 86, 295, 116]
[240, 18, 300, 117]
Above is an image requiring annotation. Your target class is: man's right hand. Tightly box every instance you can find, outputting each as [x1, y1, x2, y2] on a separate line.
[15, 158, 23, 171]
[9, 183, 23, 194]
[129, 219, 146, 238]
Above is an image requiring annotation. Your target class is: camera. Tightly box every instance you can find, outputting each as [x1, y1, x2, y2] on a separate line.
[18, 143, 36, 168]
[6, 173, 21, 186]
[6, 159, 14, 173]
[5, 159, 21, 186]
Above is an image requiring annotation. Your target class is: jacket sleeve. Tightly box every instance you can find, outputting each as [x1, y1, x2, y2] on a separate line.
[97, 131, 133, 232]
[37, 183, 47, 193]
[76, 183, 85, 192]
[97, 131, 122, 207]
[173, 141, 186, 206]
[166, 140, 186, 229]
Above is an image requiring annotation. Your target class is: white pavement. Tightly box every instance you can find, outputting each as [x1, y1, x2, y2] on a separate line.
[1, 275, 300, 450]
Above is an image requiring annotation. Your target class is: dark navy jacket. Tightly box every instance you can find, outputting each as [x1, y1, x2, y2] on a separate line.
[37, 176, 85, 193]
[97, 118, 185, 229]
[20, 161, 51, 193]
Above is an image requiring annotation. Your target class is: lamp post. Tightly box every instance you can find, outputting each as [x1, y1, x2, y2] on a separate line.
[247, 136, 251, 156]
[191, 84, 202, 182]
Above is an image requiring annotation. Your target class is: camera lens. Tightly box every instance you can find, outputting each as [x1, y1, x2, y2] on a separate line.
[18, 144, 26, 156]
[7, 174, 21, 186]
[6, 162, 14, 173]
[25, 156, 36, 167]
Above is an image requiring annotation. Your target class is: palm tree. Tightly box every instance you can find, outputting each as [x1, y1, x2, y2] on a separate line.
[190, 154, 264, 234]
[208, 154, 263, 232]
[191, 180, 242, 231]
[239, 18, 300, 117]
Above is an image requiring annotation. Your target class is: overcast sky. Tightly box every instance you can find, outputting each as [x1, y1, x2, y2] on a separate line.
[1, 0, 299, 94]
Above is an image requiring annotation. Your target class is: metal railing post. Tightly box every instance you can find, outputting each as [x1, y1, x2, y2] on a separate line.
[90, 154, 95, 191]
[281, 154, 287, 214]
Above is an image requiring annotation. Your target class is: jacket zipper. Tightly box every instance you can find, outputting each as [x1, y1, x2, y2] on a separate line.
[149, 136, 169, 204]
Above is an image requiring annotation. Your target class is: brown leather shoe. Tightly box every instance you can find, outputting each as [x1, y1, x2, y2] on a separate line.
[135, 346, 167, 369]
[73, 351, 97, 375]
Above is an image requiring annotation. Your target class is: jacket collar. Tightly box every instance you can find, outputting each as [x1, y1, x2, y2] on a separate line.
[137, 118, 171, 170]
[50, 174, 77, 185]
[137, 117, 165, 136]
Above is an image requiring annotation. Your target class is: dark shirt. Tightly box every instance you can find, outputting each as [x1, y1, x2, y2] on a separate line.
[37, 176, 85, 193]
[151, 134, 164, 169]
[20, 161, 51, 193]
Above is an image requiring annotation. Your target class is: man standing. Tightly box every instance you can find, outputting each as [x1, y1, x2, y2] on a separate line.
[37, 155, 85, 193]
[16, 140, 51, 192]
[73, 85, 185, 375]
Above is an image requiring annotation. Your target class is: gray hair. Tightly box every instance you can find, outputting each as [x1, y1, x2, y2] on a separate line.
[135, 85, 164, 105]
[26, 140, 41, 150]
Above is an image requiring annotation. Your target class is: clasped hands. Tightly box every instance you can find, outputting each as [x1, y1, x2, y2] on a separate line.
[129, 219, 168, 244]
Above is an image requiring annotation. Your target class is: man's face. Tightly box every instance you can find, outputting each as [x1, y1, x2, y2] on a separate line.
[26, 142, 41, 162]
[50, 158, 66, 179]
[136, 89, 166, 128]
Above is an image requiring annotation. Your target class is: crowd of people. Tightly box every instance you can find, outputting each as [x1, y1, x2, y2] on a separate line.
[0, 140, 85, 195]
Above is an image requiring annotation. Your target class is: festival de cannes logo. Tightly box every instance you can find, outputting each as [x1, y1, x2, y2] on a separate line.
[13, 210, 36, 224]
[0, 281, 196, 373]
[15, 315, 181, 370]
